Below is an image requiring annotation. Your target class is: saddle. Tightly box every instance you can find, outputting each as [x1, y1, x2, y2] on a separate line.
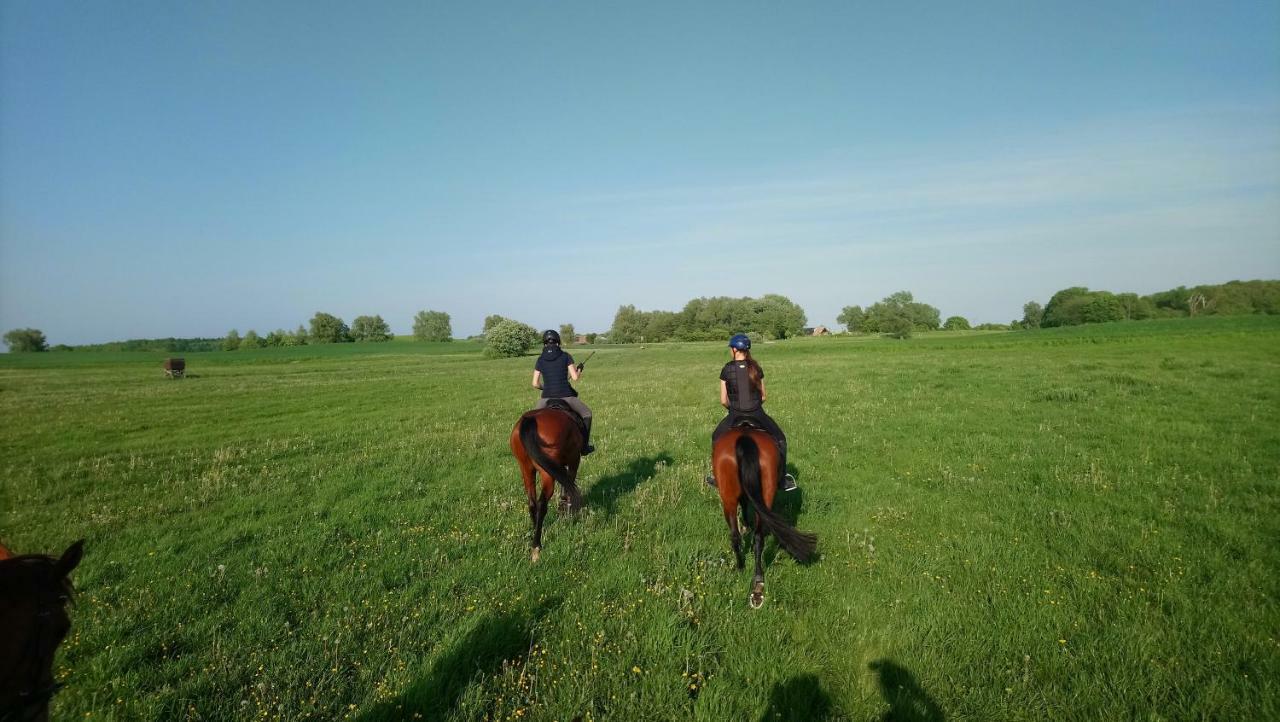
[729, 414, 765, 431]
[544, 399, 588, 440]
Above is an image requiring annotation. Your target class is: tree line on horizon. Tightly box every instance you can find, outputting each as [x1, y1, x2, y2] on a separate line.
[1020, 280, 1280, 329]
[219, 310, 456, 349]
[4, 310, 455, 353]
[6, 280, 1277, 353]
[607, 294, 810, 344]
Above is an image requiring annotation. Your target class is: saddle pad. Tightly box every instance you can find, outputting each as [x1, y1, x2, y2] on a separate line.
[543, 400, 588, 437]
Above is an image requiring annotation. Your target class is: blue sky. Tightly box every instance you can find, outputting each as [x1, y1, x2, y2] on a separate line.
[2, 1, 1278, 344]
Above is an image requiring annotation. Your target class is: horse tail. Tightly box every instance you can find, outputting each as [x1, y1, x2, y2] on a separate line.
[735, 434, 817, 563]
[520, 415, 575, 494]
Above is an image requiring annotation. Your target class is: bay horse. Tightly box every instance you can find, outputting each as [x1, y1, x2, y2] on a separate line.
[510, 404, 584, 562]
[713, 426, 816, 608]
[0, 540, 84, 722]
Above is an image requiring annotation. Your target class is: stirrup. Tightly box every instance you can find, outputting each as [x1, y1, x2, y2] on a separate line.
[781, 473, 797, 492]
[582, 444, 595, 456]
[704, 474, 717, 488]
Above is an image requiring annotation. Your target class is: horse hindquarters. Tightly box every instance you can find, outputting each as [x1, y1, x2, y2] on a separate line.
[736, 433, 817, 564]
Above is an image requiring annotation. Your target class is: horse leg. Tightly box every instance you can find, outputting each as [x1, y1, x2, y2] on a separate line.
[521, 462, 540, 560]
[723, 497, 744, 570]
[560, 455, 583, 513]
[750, 517, 766, 609]
[531, 473, 553, 562]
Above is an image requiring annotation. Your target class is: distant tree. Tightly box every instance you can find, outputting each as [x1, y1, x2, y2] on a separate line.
[883, 315, 913, 339]
[351, 315, 393, 342]
[413, 310, 452, 341]
[943, 316, 970, 331]
[609, 305, 646, 344]
[484, 320, 535, 359]
[483, 315, 538, 346]
[560, 323, 575, 343]
[863, 291, 940, 333]
[309, 313, 352, 343]
[264, 330, 286, 347]
[3, 328, 48, 352]
[974, 323, 1012, 331]
[837, 305, 865, 332]
[222, 329, 241, 351]
[1115, 293, 1154, 320]
[1081, 294, 1124, 324]
[291, 325, 309, 346]
[641, 311, 677, 342]
[240, 330, 264, 349]
[757, 294, 808, 339]
[1022, 301, 1044, 329]
[585, 333, 598, 344]
[1041, 287, 1092, 327]
[50, 344, 73, 352]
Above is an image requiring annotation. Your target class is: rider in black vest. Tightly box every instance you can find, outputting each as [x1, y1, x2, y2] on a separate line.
[532, 329, 594, 454]
[706, 334, 797, 491]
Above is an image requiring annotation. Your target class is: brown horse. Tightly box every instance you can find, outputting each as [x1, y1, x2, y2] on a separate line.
[713, 427, 816, 608]
[510, 407, 584, 562]
[0, 540, 84, 722]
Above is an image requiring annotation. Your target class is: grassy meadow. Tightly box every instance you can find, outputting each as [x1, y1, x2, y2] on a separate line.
[2, 316, 1278, 721]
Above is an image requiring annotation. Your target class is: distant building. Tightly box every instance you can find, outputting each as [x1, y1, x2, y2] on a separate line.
[804, 326, 831, 336]
[574, 335, 589, 345]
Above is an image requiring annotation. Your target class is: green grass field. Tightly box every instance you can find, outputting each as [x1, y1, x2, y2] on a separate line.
[3, 317, 1278, 721]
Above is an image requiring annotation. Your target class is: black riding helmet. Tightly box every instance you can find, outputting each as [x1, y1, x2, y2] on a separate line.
[542, 329, 561, 346]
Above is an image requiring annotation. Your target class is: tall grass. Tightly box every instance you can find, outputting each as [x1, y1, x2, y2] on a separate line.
[1, 317, 1277, 720]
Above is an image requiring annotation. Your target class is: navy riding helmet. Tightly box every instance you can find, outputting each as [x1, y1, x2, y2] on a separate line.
[542, 329, 561, 345]
[728, 333, 751, 351]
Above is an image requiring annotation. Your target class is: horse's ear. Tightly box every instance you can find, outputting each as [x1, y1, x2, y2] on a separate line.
[56, 539, 85, 577]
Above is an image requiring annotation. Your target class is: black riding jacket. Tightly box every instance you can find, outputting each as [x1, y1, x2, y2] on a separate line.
[534, 346, 577, 398]
[720, 361, 764, 413]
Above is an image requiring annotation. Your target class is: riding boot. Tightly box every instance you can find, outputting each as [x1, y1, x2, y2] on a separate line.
[582, 417, 595, 455]
[778, 440, 797, 491]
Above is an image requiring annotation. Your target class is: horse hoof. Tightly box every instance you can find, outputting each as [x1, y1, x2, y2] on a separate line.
[531, 548, 541, 563]
[749, 581, 765, 609]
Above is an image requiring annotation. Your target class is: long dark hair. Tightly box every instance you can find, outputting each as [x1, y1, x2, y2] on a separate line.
[738, 349, 763, 393]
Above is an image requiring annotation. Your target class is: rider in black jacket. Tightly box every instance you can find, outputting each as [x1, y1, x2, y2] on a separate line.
[531, 329, 594, 454]
[707, 334, 796, 490]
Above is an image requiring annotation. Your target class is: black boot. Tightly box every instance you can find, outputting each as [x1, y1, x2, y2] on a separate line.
[778, 443, 797, 491]
[582, 418, 595, 455]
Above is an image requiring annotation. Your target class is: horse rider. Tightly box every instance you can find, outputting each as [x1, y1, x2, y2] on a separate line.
[531, 329, 594, 455]
[707, 333, 796, 491]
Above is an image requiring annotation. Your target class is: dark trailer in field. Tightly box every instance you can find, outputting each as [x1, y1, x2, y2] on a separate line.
[163, 357, 185, 378]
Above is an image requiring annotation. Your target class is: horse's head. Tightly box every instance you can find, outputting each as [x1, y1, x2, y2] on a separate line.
[0, 540, 84, 722]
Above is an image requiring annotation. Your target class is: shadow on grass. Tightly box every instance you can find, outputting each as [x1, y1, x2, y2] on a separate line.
[583, 454, 673, 516]
[869, 659, 945, 722]
[758, 674, 839, 721]
[356, 598, 561, 722]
